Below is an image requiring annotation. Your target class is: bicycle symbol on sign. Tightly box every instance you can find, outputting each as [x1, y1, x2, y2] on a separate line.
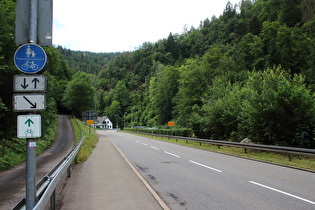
[25, 129, 34, 135]
[22, 61, 38, 71]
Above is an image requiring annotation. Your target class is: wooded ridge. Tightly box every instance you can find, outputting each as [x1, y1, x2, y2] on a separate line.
[1, 0, 315, 170]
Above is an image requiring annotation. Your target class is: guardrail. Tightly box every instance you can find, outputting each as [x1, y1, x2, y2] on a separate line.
[12, 118, 84, 210]
[134, 132, 315, 159]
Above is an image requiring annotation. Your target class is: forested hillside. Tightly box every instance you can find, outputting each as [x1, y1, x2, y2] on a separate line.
[1, 0, 315, 171]
[56, 46, 120, 74]
[92, 0, 315, 148]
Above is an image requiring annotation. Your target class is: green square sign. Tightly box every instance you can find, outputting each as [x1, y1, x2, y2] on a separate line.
[17, 115, 42, 138]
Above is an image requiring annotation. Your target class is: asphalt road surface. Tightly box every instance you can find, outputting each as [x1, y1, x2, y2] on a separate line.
[106, 131, 315, 210]
[0, 115, 75, 209]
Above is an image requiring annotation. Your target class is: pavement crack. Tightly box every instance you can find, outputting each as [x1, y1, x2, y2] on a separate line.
[135, 163, 149, 172]
[168, 192, 187, 207]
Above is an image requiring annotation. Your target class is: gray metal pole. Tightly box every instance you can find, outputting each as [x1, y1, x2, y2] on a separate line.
[26, 1, 38, 209]
[29, 0, 38, 43]
[26, 139, 36, 210]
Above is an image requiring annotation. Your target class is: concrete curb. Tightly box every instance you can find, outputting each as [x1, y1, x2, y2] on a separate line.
[108, 136, 170, 210]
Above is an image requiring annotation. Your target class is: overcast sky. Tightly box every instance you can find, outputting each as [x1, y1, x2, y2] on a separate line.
[53, 0, 239, 53]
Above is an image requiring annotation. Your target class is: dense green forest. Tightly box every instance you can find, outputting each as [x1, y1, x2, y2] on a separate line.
[1, 0, 315, 171]
[89, 0, 315, 148]
[62, 0, 315, 148]
[56, 46, 120, 75]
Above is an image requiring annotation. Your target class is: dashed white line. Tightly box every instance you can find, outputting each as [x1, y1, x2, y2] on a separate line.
[164, 151, 180, 158]
[136, 141, 140, 143]
[141, 143, 148, 146]
[150, 146, 160, 150]
[189, 160, 222, 173]
[249, 181, 315, 205]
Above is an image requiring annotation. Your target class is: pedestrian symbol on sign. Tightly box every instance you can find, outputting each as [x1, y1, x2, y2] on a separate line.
[26, 45, 36, 58]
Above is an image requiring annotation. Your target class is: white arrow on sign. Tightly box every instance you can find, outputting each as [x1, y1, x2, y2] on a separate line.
[13, 94, 46, 111]
[17, 115, 42, 138]
[14, 75, 47, 92]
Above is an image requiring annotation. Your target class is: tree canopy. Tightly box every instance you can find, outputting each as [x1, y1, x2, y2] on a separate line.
[1, 0, 315, 168]
[86, 0, 315, 148]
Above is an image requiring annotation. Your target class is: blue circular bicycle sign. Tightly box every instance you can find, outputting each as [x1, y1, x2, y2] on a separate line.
[14, 43, 47, 74]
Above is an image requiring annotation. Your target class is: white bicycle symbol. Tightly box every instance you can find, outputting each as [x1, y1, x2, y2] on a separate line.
[25, 129, 34, 135]
[22, 61, 38, 70]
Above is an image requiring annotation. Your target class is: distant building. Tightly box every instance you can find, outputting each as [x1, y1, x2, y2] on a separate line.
[96, 116, 113, 129]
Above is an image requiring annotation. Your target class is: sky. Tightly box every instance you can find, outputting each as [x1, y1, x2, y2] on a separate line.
[53, 0, 240, 53]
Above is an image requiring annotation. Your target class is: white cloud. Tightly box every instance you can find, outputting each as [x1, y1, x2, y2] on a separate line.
[53, 0, 239, 52]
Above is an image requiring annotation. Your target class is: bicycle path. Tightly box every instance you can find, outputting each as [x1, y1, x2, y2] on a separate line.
[57, 130, 166, 210]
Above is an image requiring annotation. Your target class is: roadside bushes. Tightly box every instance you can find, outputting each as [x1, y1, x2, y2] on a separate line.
[200, 67, 315, 148]
[125, 128, 192, 137]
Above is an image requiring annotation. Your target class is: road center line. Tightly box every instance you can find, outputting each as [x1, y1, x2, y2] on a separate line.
[164, 151, 180, 158]
[150, 146, 160, 150]
[249, 181, 315, 205]
[189, 160, 222, 173]
[141, 143, 148, 146]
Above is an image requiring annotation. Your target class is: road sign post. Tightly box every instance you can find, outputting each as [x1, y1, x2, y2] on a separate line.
[15, 0, 52, 208]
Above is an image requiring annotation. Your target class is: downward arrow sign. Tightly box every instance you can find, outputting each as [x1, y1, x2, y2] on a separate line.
[21, 78, 29, 89]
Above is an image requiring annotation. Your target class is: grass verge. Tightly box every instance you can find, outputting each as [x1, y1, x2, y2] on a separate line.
[71, 118, 98, 163]
[129, 132, 315, 172]
[0, 116, 58, 171]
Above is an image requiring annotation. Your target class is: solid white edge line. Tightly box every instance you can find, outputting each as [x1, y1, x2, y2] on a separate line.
[108, 137, 171, 210]
[189, 160, 222, 173]
[249, 181, 315, 205]
[150, 146, 160, 150]
[164, 151, 180, 158]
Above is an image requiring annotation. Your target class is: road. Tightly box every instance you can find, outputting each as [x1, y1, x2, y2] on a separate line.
[106, 131, 315, 210]
[0, 115, 75, 209]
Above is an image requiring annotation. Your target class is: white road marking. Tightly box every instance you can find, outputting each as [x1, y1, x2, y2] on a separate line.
[136, 141, 140, 143]
[164, 151, 180, 158]
[189, 160, 222, 173]
[249, 181, 315, 205]
[141, 143, 148, 146]
[150, 146, 160, 150]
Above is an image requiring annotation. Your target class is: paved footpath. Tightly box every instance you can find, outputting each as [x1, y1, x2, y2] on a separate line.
[57, 130, 167, 210]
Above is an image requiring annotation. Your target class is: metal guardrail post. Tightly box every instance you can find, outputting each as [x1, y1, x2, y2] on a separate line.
[67, 166, 71, 178]
[50, 190, 55, 210]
